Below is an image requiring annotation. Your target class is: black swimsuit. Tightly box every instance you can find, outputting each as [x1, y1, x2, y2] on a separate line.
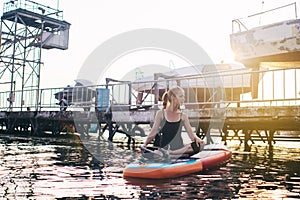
[154, 109, 201, 154]
[157, 110, 184, 150]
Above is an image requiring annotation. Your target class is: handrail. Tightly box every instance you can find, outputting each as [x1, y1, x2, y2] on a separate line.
[231, 2, 297, 33]
[3, 0, 63, 20]
[0, 66, 299, 111]
[247, 2, 296, 18]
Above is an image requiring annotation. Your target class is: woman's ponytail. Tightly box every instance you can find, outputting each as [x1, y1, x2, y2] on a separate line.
[162, 92, 168, 109]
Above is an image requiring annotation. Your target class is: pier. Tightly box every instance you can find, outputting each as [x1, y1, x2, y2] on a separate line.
[0, 66, 299, 150]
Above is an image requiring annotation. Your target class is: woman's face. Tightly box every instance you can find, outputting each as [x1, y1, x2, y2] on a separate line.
[174, 90, 185, 106]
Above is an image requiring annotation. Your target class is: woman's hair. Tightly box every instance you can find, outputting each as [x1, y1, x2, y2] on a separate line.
[162, 86, 184, 108]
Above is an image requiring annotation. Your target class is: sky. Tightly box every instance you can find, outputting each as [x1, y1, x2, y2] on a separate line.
[1, 0, 298, 89]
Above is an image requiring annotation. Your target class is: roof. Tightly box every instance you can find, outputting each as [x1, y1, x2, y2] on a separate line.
[132, 63, 252, 91]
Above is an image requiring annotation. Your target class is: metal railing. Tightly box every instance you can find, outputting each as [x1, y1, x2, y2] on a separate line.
[232, 2, 297, 33]
[3, 0, 63, 20]
[0, 66, 299, 112]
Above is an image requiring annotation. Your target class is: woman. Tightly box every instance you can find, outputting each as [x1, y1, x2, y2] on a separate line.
[143, 86, 204, 157]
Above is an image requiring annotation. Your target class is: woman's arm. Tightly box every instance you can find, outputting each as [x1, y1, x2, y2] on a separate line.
[182, 113, 204, 146]
[143, 110, 163, 147]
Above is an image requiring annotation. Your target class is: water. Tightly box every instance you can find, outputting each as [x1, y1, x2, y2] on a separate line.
[0, 133, 299, 199]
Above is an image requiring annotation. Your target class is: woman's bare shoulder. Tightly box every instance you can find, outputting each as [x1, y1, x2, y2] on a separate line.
[155, 109, 162, 115]
[155, 109, 163, 118]
[180, 112, 189, 120]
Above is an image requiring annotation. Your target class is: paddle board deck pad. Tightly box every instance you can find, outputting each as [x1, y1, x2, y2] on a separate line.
[123, 144, 232, 179]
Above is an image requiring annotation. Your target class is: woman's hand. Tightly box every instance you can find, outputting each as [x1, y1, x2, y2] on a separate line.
[195, 136, 205, 150]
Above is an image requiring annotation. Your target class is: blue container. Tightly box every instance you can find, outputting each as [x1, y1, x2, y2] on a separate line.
[96, 88, 110, 111]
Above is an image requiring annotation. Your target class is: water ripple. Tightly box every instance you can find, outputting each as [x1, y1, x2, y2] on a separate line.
[0, 135, 299, 199]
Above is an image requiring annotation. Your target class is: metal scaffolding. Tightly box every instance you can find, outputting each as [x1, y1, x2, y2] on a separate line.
[0, 0, 70, 111]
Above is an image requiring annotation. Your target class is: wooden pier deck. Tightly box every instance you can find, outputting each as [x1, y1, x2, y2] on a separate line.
[0, 104, 299, 150]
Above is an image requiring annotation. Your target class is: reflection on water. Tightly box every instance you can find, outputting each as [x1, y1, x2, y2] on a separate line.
[0, 133, 299, 199]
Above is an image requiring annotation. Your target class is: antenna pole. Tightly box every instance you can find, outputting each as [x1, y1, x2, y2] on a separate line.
[57, 0, 60, 10]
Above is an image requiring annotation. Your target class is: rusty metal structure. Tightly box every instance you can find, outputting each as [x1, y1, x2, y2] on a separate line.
[230, 2, 300, 68]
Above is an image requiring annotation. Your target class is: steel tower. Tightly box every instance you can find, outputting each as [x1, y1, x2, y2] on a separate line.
[0, 0, 70, 111]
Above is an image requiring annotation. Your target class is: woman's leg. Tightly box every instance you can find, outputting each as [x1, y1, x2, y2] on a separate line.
[169, 141, 201, 155]
[169, 144, 194, 155]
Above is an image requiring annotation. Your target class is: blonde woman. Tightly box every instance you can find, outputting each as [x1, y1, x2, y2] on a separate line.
[143, 86, 204, 157]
